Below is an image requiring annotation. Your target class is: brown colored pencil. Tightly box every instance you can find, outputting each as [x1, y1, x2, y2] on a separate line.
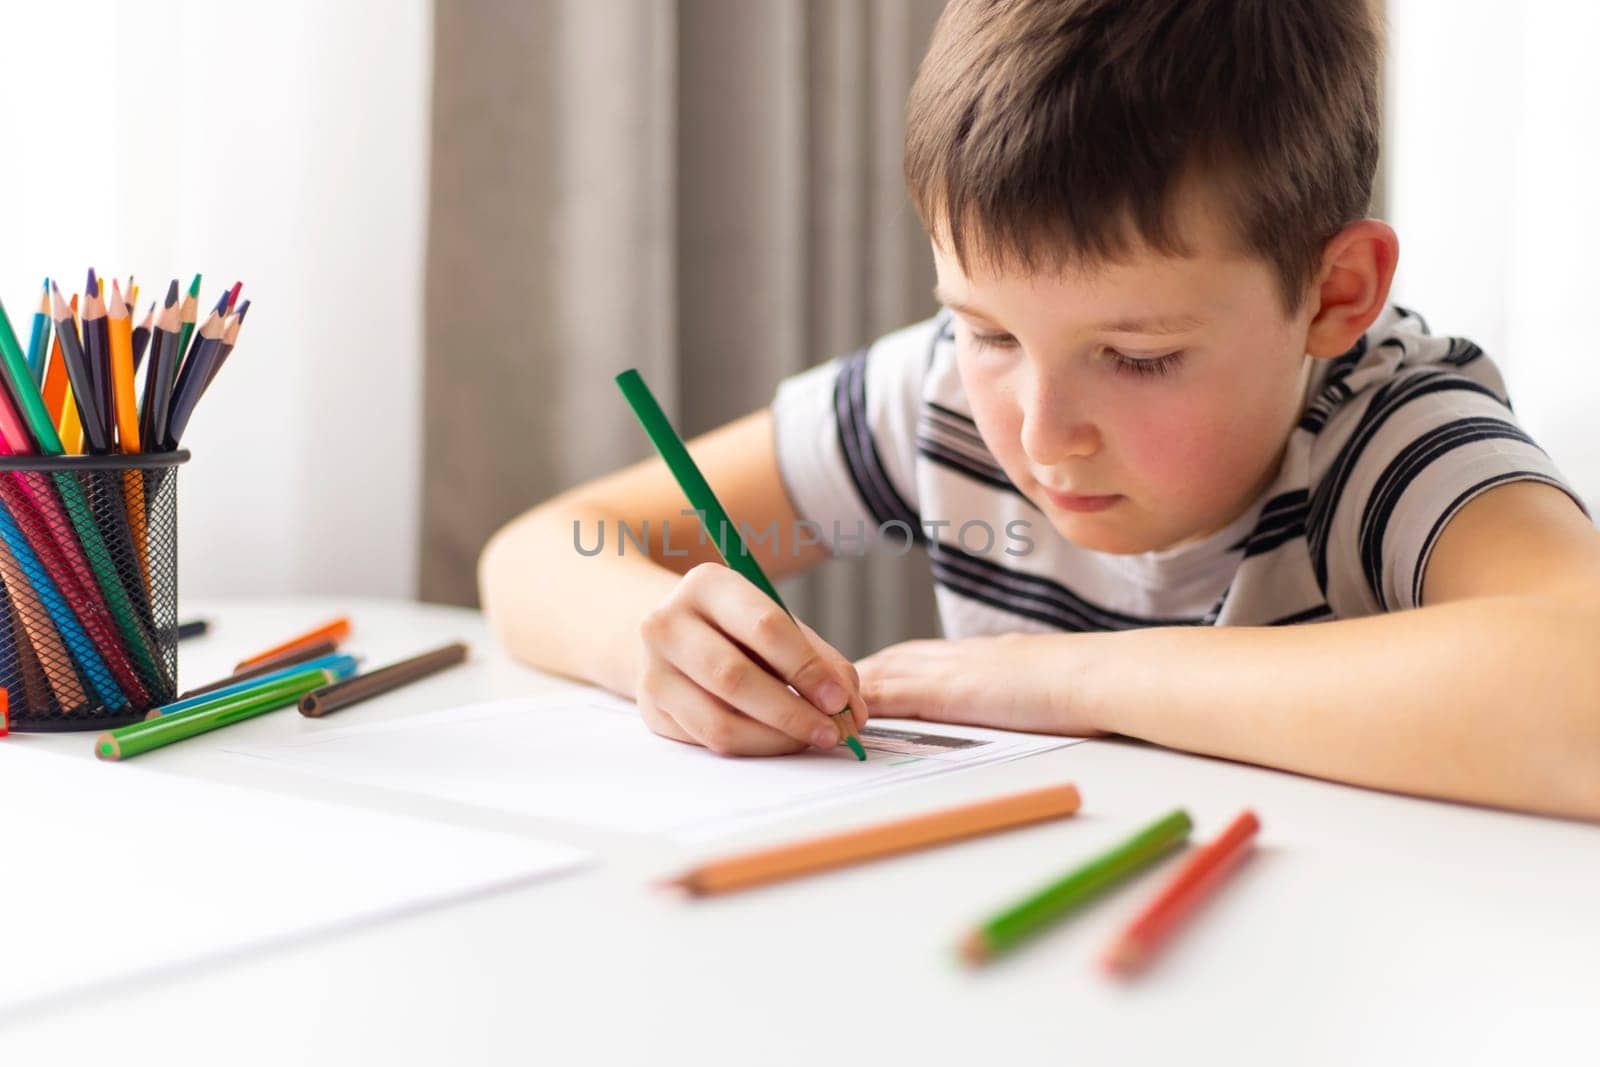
[665, 783, 1083, 896]
[180, 637, 340, 699]
[299, 641, 468, 717]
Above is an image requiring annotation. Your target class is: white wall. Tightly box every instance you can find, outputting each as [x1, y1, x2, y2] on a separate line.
[0, 0, 431, 599]
[1387, 0, 1600, 512]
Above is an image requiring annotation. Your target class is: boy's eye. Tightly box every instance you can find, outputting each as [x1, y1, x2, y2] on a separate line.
[1107, 349, 1185, 378]
[969, 331, 1018, 350]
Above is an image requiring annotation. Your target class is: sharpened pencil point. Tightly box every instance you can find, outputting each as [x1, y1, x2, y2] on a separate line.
[164, 279, 180, 307]
[846, 735, 866, 761]
[233, 300, 250, 324]
[86, 267, 97, 297]
[188, 273, 202, 297]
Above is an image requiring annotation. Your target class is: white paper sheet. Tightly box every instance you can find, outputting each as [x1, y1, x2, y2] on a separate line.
[0, 743, 589, 1017]
[225, 689, 1081, 839]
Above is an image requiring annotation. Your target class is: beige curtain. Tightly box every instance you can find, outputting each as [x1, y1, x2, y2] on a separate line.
[423, 0, 947, 657]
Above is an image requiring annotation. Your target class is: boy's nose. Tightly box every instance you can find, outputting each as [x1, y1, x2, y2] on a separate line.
[1019, 395, 1101, 466]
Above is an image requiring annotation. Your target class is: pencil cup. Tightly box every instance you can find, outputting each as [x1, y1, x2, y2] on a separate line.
[0, 451, 189, 731]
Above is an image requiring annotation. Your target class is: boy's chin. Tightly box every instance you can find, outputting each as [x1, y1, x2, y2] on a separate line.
[1047, 514, 1192, 556]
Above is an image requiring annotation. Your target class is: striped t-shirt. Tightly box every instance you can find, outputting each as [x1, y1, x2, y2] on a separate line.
[771, 304, 1589, 636]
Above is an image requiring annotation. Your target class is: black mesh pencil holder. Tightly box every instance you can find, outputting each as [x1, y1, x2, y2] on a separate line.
[0, 451, 188, 731]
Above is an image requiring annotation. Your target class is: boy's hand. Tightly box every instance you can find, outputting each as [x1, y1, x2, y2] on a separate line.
[635, 563, 868, 756]
[856, 633, 1103, 737]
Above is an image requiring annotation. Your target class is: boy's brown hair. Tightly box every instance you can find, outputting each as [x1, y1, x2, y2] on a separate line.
[904, 0, 1382, 313]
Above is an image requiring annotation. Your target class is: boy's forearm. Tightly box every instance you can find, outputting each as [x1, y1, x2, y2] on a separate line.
[479, 505, 679, 696]
[1069, 596, 1600, 819]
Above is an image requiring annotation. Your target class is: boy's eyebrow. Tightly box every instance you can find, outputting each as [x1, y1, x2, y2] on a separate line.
[933, 286, 1208, 335]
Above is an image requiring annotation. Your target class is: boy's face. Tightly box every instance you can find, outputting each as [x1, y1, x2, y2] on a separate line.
[933, 188, 1318, 555]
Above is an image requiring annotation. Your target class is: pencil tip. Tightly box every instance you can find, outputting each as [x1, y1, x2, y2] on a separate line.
[188, 273, 202, 296]
[85, 268, 98, 297]
[233, 300, 250, 324]
[846, 735, 866, 761]
[165, 279, 180, 307]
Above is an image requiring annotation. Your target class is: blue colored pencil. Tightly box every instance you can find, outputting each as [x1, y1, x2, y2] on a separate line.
[147, 653, 360, 719]
[25, 281, 49, 387]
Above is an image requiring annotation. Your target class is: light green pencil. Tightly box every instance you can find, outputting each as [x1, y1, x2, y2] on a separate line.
[615, 369, 866, 761]
[960, 809, 1194, 964]
[95, 667, 334, 761]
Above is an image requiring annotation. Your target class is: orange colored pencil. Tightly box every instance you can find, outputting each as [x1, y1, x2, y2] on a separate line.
[41, 295, 71, 423]
[1101, 809, 1260, 976]
[108, 279, 141, 452]
[234, 617, 352, 671]
[665, 783, 1082, 896]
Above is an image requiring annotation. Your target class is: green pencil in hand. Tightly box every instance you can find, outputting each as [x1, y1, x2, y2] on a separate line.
[615, 369, 867, 761]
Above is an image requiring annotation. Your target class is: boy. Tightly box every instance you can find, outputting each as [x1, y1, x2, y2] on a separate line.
[481, 0, 1600, 819]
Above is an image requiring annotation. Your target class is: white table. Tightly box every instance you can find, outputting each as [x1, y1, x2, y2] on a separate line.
[1, 596, 1595, 1066]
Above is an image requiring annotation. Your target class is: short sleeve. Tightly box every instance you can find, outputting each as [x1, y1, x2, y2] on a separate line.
[1309, 365, 1591, 616]
[770, 315, 944, 554]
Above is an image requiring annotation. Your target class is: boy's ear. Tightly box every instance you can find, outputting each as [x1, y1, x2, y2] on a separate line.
[1304, 219, 1400, 359]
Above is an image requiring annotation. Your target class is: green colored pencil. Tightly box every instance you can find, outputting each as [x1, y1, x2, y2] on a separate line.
[615, 369, 866, 761]
[95, 666, 334, 760]
[960, 809, 1193, 964]
[174, 273, 201, 372]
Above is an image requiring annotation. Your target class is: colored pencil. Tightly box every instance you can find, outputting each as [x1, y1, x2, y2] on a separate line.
[25, 283, 50, 387]
[234, 617, 352, 672]
[174, 273, 201, 372]
[95, 666, 334, 760]
[162, 303, 225, 449]
[299, 641, 468, 717]
[200, 300, 248, 399]
[959, 809, 1193, 965]
[108, 280, 147, 572]
[180, 637, 340, 699]
[176, 618, 209, 640]
[49, 284, 102, 453]
[615, 368, 866, 759]
[140, 282, 182, 449]
[78, 271, 114, 454]
[41, 293, 70, 424]
[130, 301, 154, 375]
[149, 653, 358, 719]
[1101, 810, 1260, 976]
[666, 783, 1083, 896]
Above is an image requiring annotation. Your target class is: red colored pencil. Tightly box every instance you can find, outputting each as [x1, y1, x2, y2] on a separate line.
[234, 617, 352, 671]
[1101, 809, 1260, 976]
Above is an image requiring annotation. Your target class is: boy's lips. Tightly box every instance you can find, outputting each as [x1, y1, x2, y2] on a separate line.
[1040, 487, 1122, 512]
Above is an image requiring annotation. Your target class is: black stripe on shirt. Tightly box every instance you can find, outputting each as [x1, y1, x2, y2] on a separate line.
[916, 440, 1025, 496]
[930, 541, 1208, 631]
[1306, 368, 1507, 594]
[1358, 417, 1536, 609]
[833, 348, 923, 545]
[1230, 490, 1310, 558]
[1408, 471, 1573, 609]
[1268, 603, 1334, 626]
[1443, 337, 1484, 369]
[1298, 338, 1367, 433]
